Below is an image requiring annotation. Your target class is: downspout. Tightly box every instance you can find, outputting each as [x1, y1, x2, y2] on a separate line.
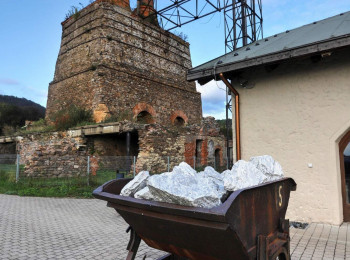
[219, 73, 241, 161]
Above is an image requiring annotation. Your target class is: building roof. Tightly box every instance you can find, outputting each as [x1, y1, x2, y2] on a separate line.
[187, 11, 350, 83]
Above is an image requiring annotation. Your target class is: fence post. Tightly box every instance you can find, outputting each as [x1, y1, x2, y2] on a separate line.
[16, 154, 20, 183]
[133, 156, 136, 178]
[167, 156, 170, 172]
[87, 156, 90, 186]
[193, 156, 196, 170]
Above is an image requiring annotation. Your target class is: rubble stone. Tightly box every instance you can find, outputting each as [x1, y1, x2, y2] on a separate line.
[249, 155, 284, 181]
[197, 166, 225, 194]
[223, 160, 269, 191]
[147, 171, 222, 208]
[134, 187, 158, 201]
[120, 171, 150, 197]
[172, 162, 197, 176]
[126, 157, 284, 208]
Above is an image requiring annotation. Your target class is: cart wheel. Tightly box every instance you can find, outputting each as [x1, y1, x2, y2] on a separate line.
[271, 247, 290, 260]
[276, 251, 290, 260]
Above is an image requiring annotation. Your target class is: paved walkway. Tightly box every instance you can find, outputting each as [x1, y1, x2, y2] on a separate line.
[290, 223, 350, 260]
[0, 194, 349, 260]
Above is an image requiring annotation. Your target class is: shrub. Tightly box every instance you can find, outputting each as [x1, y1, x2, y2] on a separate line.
[31, 118, 46, 127]
[102, 111, 132, 123]
[2, 125, 16, 136]
[52, 105, 93, 131]
[173, 31, 188, 42]
[65, 3, 84, 20]
[117, 110, 133, 121]
[102, 114, 119, 123]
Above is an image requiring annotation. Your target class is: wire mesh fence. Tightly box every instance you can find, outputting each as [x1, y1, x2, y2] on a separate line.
[0, 154, 231, 187]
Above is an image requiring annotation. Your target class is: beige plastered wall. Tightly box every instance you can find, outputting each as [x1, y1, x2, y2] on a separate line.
[231, 49, 350, 225]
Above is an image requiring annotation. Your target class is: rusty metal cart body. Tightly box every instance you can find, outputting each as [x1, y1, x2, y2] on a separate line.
[93, 177, 296, 260]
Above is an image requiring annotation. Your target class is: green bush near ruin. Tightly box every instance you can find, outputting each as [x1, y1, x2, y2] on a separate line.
[51, 105, 94, 131]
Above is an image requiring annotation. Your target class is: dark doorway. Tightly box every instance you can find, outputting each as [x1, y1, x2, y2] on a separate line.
[340, 130, 350, 222]
[87, 132, 139, 175]
[215, 148, 221, 169]
[87, 132, 139, 156]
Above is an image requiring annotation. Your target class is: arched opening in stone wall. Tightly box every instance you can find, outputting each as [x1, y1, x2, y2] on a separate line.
[133, 103, 156, 124]
[174, 116, 185, 126]
[170, 111, 188, 126]
[215, 148, 221, 168]
[137, 111, 154, 124]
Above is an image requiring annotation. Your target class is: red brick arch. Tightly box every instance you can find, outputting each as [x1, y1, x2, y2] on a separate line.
[132, 103, 156, 123]
[170, 110, 188, 126]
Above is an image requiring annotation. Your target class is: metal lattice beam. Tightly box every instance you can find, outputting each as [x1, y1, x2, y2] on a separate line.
[139, 1, 263, 163]
[224, 0, 263, 52]
[140, 0, 263, 52]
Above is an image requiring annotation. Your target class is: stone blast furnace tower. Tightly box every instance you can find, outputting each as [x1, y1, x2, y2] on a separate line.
[46, 0, 202, 126]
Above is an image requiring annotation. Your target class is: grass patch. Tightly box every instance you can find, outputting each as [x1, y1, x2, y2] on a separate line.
[0, 167, 126, 198]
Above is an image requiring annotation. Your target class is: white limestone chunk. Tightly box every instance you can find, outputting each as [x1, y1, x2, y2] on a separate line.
[172, 162, 196, 176]
[147, 171, 222, 208]
[197, 166, 225, 196]
[134, 187, 158, 201]
[249, 155, 284, 181]
[120, 171, 150, 197]
[223, 160, 268, 191]
[122, 157, 284, 208]
[221, 169, 232, 178]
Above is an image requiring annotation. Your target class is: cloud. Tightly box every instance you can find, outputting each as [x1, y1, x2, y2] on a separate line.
[0, 78, 20, 85]
[196, 80, 229, 119]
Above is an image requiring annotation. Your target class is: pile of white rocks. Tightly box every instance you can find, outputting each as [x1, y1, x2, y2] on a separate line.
[120, 155, 284, 209]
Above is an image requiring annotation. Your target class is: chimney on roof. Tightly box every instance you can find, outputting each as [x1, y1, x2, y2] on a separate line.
[135, 0, 158, 26]
[96, 0, 131, 10]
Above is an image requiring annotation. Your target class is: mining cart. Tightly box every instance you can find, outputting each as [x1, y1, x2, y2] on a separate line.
[93, 177, 296, 260]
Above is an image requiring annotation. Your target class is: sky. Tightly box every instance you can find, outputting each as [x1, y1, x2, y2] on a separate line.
[0, 0, 350, 119]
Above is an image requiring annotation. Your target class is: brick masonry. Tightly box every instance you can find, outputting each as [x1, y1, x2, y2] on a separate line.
[10, 117, 225, 177]
[16, 132, 88, 177]
[46, 1, 202, 126]
[0, 1, 226, 177]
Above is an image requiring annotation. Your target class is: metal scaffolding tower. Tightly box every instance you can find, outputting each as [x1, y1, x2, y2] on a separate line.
[140, 0, 263, 165]
[141, 0, 263, 52]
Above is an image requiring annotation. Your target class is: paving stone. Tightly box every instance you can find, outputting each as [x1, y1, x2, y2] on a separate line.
[1, 195, 349, 259]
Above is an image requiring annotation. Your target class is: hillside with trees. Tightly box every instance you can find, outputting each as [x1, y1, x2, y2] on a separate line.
[0, 95, 46, 136]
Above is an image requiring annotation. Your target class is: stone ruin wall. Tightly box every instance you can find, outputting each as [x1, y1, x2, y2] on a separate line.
[17, 132, 88, 178]
[46, 1, 202, 126]
[184, 117, 226, 169]
[1, 1, 226, 178]
[136, 124, 187, 173]
[5, 117, 225, 177]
